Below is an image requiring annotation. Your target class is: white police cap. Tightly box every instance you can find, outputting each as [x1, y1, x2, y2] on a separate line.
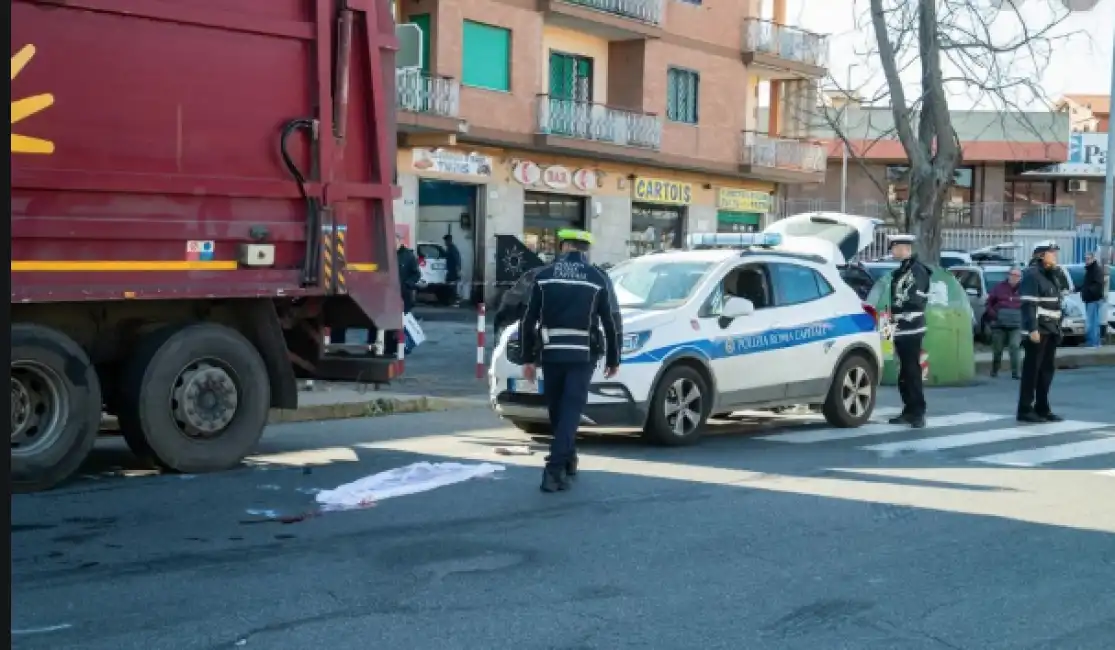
[1032, 240, 1060, 255]
[887, 234, 916, 247]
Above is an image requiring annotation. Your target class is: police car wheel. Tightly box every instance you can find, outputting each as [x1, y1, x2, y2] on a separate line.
[822, 353, 876, 428]
[644, 365, 710, 446]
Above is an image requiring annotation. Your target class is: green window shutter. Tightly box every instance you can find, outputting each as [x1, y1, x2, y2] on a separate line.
[462, 21, 511, 91]
[666, 67, 699, 124]
[411, 14, 431, 73]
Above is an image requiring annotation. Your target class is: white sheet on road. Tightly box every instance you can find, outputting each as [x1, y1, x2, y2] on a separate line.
[315, 461, 505, 510]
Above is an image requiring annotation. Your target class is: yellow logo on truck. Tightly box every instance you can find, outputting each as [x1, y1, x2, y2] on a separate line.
[11, 45, 55, 155]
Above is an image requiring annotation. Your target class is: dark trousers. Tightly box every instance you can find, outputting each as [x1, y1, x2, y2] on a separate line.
[894, 334, 926, 417]
[541, 362, 595, 471]
[1018, 333, 1059, 416]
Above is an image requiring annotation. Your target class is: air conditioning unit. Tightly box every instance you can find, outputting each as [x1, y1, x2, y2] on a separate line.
[1066, 179, 1088, 193]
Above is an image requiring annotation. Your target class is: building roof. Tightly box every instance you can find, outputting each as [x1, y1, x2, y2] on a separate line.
[1059, 94, 1110, 115]
[765, 106, 1070, 162]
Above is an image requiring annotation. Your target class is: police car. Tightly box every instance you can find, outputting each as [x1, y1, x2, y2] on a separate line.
[489, 213, 885, 446]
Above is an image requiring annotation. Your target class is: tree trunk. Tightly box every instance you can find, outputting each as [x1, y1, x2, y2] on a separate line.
[906, 169, 945, 262]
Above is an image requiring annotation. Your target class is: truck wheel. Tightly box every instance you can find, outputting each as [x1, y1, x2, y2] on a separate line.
[117, 323, 271, 473]
[11, 324, 102, 492]
[822, 353, 876, 428]
[643, 364, 710, 446]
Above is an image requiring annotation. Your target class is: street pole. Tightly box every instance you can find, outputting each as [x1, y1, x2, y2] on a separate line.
[841, 63, 854, 214]
[1102, 34, 1115, 266]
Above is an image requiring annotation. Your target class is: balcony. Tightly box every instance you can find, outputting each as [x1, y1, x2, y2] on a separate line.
[739, 131, 826, 183]
[535, 95, 662, 156]
[542, 0, 665, 40]
[741, 18, 828, 79]
[395, 68, 466, 135]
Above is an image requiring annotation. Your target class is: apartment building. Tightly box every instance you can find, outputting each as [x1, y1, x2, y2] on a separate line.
[389, 0, 828, 301]
[1056, 94, 1110, 133]
[781, 105, 1092, 229]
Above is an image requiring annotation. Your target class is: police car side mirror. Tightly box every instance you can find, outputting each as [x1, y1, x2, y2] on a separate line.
[722, 297, 755, 319]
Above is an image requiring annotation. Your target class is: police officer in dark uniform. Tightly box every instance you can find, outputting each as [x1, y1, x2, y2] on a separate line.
[886, 234, 932, 428]
[520, 229, 621, 492]
[1017, 241, 1065, 423]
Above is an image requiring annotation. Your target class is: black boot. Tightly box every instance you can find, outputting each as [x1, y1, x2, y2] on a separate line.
[888, 413, 911, 425]
[540, 467, 569, 493]
[566, 456, 579, 478]
[908, 415, 927, 428]
[1017, 411, 1044, 424]
[1038, 412, 1064, 422]
[990, 365, 999, 378]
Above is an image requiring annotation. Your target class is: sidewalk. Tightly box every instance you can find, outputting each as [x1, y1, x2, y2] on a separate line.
[973, 344, 1115, 373]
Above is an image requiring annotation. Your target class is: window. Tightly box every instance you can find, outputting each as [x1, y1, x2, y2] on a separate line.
[950, 269, 983, 296]
[666, 67, 699, 124]
[608, 259, 715, 311]
[549, 52, 592, 102]
[411, 14, 431, 73]
[704, 264, 773, 316]
[773, 263, 832, 306]
[462, 21, 510, 91]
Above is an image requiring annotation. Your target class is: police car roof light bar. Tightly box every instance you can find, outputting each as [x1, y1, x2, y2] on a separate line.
[684, 232, 783, 250]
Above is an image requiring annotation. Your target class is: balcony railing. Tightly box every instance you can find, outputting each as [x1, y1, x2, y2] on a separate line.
[396, 68, 460, 118]
[742, 18, 829, 69]
[740, 131, 826, 174]
[536, 95, 661, 150]
[561, 0, 664, 26]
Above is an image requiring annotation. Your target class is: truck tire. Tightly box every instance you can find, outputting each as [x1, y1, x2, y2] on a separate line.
[117, 323, 271, 473]
[11, 324, 102, 492]
[822, 353, 877, 428]
[642, 364, 710, 446]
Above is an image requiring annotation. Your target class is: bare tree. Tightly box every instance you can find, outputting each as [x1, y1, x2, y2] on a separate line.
[817, 0, 1080, 259]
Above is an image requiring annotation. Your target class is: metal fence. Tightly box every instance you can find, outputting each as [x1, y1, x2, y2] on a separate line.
[777, 199, 1084, 231]
[856, 227, 1105, 265]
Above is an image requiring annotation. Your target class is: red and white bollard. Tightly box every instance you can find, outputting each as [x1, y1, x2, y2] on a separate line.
[476, 303, 486, 379]
[322, 326, 332, 347]
[396, 328, 405, 374]
[919, 350, 930, 380]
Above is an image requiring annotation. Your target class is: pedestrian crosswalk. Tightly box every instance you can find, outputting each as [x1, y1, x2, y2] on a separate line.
[754, 406, 1115, 477]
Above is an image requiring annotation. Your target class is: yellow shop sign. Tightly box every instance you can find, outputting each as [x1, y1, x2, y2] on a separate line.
[718, 188, 772, 213]
[633, 177, 692, 205]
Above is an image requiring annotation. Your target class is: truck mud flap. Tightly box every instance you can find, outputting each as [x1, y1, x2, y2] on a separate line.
[313, 355, 398, 384]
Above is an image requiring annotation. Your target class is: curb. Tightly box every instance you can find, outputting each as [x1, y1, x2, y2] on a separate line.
[973, 348, 1115, 373]
[267, 394, 488, 424]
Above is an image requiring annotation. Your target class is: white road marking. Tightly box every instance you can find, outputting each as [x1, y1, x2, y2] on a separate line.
[12, 623, 73, 635]
[1094, 469, 1115, 477]
[863, 420, 1110, 454]
[756, 412, 1005, 444]
[973, 434, 1115, 467]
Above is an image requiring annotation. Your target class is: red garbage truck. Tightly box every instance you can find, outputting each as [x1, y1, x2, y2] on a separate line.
[11, 0, 404, 491]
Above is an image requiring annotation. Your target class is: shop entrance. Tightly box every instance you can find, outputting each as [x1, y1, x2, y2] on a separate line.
[630, 203, 685, 257]
[523, 191, 586, 263]
[416, 179, 481, 304]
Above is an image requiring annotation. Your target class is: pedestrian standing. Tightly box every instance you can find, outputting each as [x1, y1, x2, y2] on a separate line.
[1081, 251, 1106, 348]
[986, 267, 1024, 379]
[396, 233, 420, 313]
[1017, 241, 1064, 424]
[443, 234, 462, 305]
[519, 229, 621, 493]
[886, 234, 931, 428]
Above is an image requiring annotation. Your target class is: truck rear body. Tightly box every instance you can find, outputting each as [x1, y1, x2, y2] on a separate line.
[11, 0, 405, 491]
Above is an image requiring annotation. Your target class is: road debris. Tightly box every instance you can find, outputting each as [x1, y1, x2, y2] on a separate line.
[493, 445, 533, 456]
[315, 461, 505, 511]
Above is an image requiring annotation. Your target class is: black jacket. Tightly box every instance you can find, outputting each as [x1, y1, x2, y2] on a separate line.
[445, 243, 462, 283]
[494, 266, 544, 335]
[520, 251, 621, 367]
[889, 255, 931, 337]
[1082, 260, 1105, 303]
[1020, 259, 1063, 336]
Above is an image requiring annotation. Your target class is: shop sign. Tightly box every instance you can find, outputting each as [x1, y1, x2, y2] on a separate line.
[1022, 132, 1108, 177]
[511, 160, 542, 185]
[543, 165, 571, 190]
[572, 168, 597, 191]
[717, 188, 773, 213]
[633, 177, 692, 205]
[412, 148, 493, 177]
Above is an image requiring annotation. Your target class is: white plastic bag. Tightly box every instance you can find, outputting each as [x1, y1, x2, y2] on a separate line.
[315, 461, 505, 510]
[403, 311, 425, 354]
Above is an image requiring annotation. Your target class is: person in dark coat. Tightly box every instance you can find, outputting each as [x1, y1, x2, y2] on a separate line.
[1081, 251, 1106, 347]
[396, 233, 421, 313]
[443, 234, 462, 304]
[1017, 241, 1065, 423]
[985, 267, 1023, 378]
[886, 234, 932, 428]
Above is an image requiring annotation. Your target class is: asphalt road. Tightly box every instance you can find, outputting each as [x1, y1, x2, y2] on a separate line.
[12, 368, 1115, 650]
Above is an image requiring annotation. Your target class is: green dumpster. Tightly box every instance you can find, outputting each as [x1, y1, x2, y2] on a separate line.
[867, 267, 976, 386]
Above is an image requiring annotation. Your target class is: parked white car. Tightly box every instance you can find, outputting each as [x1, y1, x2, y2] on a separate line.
[415, 241, 456, 305]
[488, 213, 885, 446]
